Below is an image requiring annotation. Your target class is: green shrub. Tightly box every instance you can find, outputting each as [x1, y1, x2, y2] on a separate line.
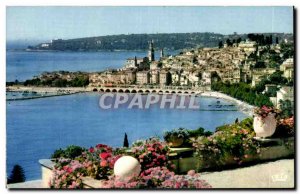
[191, 117, 259, 169]
[187, 127, 212, 137]
[51, 145, 85, 159]
[51, 148, 65, 159]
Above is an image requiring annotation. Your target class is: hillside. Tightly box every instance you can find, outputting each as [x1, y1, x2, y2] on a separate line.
[28, 32, 293, 51]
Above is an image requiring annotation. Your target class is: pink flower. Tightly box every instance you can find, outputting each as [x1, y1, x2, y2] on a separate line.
[187, 170, 196, 176]
[100, 160, 108, 167]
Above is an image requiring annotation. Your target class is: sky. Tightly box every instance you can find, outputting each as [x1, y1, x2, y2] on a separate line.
[6, 6, 293, 42]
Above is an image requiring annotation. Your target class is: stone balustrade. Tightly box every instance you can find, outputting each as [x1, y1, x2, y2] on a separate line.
[37, 137, 294, 189]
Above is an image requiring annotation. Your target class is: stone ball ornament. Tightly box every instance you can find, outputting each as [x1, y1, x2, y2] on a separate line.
[114, 156, 141, 179]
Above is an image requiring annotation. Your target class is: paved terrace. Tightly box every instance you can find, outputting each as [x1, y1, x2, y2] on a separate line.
[7, 159, 294, 189]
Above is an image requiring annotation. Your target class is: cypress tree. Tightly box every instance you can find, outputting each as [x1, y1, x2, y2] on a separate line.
[7, 164, 26, 184]
[123, 133, 129, 148]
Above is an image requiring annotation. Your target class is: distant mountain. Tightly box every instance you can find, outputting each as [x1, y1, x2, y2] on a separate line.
[28, 32, 293, 51]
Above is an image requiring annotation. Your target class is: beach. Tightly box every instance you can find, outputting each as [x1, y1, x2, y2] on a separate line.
[201, 91, 255, 116]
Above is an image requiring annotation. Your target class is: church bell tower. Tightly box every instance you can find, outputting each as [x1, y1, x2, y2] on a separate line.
[148, 40, 155, 62]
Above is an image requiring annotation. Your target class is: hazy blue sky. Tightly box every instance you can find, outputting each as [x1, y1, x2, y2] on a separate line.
[7, 6, 293, 42]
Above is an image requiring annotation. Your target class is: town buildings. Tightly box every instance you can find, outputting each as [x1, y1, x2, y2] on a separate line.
[86, 38, 294, 109]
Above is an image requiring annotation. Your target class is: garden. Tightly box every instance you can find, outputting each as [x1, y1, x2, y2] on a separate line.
[48, 106, 294, 189]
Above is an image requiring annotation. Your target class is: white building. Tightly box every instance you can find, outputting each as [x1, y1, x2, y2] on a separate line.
[276, 86, 294, 109]
[280, 58, 294, 80]
[201, 71, 211, 85]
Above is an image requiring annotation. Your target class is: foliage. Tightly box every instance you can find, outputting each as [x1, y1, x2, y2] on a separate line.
[30, 33, 292, 51]
[272, 116, 294, 138]
[24, 74, 89, 87]
[279, 99, 293, 118]
[123, 133, 129, 148]
[102, 167, 212, 189]
[247, 34, 273, 46]
[187, 127, 213, 137]
[7, 165, 26, 184]
[254, 61, 266, 68]
[24, 78, 42, 86]
[32, 33, 226, 51]
[218, 41, 223, 48]
[211, 82, 273, 107]
[280, 43, 294, 60]
[254, 71, 288, 93]
[51, 145, 85, 160]
[130, 138, 174, 172]
[191, 118, 260, 168]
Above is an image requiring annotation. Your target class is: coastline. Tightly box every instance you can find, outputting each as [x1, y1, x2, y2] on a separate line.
[6, 86, 88, 101]
[201, 91, 255, 116]
[7, 86, 255, 116]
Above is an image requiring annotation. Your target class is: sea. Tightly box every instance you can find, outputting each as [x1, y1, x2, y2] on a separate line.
[6, 50, 248, 180]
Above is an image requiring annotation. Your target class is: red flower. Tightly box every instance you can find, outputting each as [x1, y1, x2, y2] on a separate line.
[100, 152, 111, 160]
[96, 144, 108, 149]
[89, 147, 94, 153]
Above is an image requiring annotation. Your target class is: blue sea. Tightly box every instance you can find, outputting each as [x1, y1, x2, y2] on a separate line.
[6, 50, 177, 82]
[6, 50, 248, 180]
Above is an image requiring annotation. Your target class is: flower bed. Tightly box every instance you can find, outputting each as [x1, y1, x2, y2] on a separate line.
[48, 138, 211, 189]
[47, 116, 294, 189]
[191, 118, 260, 168]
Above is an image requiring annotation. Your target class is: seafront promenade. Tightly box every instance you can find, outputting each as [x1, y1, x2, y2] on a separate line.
[6, 85, 255, 115]
[6, 85, 208, 94]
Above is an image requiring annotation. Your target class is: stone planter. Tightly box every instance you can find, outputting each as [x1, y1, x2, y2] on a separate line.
[253, 113, 277, 138]
[166, 135, 184, 148]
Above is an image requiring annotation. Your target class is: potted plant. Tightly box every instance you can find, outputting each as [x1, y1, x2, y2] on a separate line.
[253, 106, 279, 138]
[163, 128, 189, 147]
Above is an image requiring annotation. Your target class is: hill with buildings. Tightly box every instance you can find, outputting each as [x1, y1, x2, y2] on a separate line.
[28, 32, 293, 51]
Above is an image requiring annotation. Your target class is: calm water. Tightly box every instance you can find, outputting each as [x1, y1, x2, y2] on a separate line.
[6, 51, 248, 181]
[6, 50, 177, 82]
[7, 93, 247, 180]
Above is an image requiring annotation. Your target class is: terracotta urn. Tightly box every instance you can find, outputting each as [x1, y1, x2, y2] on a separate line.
[253, 113, 277, 138]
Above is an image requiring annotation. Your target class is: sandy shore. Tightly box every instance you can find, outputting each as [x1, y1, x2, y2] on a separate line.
[201, 91, 255, 116]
